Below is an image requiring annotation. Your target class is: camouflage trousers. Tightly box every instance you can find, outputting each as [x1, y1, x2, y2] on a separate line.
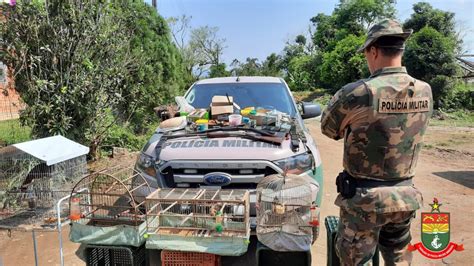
[336, 207, 415, 266]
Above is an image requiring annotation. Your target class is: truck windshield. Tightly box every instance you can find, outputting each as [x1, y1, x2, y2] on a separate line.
[185, 82, 296, 116]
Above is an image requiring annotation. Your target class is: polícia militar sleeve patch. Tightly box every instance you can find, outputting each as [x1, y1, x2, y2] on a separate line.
[378, 97, 430, 113]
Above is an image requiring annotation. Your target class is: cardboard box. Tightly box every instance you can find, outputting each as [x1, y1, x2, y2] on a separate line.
[211, 96, 234, 118]
[212, 95, 233, 105]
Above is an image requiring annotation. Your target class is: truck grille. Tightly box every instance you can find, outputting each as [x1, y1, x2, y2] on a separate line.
[159, 160, 281, 188]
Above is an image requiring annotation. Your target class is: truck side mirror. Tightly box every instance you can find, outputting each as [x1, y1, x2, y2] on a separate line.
[301, 102, 321, 119]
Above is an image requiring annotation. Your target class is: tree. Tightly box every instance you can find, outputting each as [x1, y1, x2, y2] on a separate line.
[167, 15, 195, 83]
[310, 0, 396, 53]
[310, 13, 337, 51]
[116, 1, 186, 133]
[167, 17, 227, 80]
[230, 58, 261, 76]
[287, 55, 313, 91]
[209, 63, 230, 78]
[1, 1, 185, 158]
[167, 15, 192, 51]
[403, 2, 462, 108]
[334, 0, 396, 31]
[280, 36, 308, 71]
[189, 26, 226, 78]
[404, 2, 456, 39]
[260, 53, 283, 77]
[404, 27, 459, 108]
[320, 35, 368, 93]
[295, 35, 307, 46]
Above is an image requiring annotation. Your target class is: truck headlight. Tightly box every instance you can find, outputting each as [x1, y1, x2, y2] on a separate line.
[136, 153, 157, 177]
[273, 152, 314, 175]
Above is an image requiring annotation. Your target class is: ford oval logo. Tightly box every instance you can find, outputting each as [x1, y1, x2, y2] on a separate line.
[203, 172, 232, 186]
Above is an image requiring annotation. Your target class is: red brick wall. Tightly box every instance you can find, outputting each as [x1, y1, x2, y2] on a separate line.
[0, 5, 23, 121]
[0, 65, 23, 121]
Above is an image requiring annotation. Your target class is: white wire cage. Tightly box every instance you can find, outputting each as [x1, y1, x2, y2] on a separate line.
[0, 136, 88, 228]
[256, 173, 319, 251]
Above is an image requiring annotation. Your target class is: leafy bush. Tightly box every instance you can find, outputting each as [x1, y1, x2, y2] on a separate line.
[103, 125, 150, 153]
[115, 2, 186, 133]
[404, 26, 460, 109]
[442, 82, 474, 110]
[320, 35, 368, 93]
[1, 1, 185, 158]
[287, 55, 313, 91]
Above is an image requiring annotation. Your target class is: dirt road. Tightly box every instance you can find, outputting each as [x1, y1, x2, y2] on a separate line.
[0, 121, 472, 265]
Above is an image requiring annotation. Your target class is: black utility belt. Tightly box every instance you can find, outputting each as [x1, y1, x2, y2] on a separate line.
[336, 171, 413, 198]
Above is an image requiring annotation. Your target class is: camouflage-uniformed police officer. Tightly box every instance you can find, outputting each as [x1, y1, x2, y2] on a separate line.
[321, 19, 433, 265]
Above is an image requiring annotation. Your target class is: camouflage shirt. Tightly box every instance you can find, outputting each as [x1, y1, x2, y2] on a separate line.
[321, 67, 432, 212]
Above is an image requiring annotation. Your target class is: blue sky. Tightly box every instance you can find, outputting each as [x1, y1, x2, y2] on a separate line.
[149, 0, 474, 64]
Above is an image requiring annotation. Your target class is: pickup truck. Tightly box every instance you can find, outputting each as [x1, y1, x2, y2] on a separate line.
[134, 76, 324, 264]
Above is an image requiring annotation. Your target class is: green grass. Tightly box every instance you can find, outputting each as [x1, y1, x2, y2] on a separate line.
[423, 143, 434, 149]
[430, 110, 474, 128]
[0, 119, 32, 145]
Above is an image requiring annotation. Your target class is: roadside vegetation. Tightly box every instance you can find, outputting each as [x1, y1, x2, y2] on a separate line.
[0, 0, 472, 159]
[1, 1, 184, 159]
[0, 119, 31, 145]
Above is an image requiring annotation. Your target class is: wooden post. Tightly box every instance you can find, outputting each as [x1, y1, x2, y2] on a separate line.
[152, 0, 157, 8]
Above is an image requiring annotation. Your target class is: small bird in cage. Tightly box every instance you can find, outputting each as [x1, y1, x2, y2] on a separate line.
[272, 196, 286, 215]
[210, 203, 224, 233]
[20, 163, 48, 191]
[108, 195, 133, 218]
[209, 203, 222, 217]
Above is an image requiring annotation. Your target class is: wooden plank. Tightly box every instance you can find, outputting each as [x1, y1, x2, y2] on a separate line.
[157, 226, 246, 233]
[210, 189, 220, 200]
[159, 201, 178, 214]
[195, 189, 206, 199]
[128, 182, 147, 193]
[145, 188, 161, 200]
[145, 198, 245, 204]
[179, 189, 189, 199]
[179, 212, 194, 226]
[147, 201, 161, 214]
[149, 213, 243, 219]
[218, 190, 234, 214]
[163, 188, 176, 199]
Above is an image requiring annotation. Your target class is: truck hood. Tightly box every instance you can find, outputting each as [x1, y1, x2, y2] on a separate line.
[143, 134, 307, 161]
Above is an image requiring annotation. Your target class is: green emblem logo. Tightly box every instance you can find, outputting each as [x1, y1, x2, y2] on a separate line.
[408, 198, 464, 259]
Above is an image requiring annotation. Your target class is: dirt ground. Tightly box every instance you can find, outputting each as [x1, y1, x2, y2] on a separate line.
[0, 121, 472, 266]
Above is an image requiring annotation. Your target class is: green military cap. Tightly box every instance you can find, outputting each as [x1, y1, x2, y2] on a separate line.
[357, 19, 413, 53]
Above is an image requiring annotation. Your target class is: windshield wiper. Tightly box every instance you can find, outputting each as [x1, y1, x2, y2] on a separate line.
[204, 131, 284, 145]
[198, 126, 275, 137]
[162, 128, 285, 145]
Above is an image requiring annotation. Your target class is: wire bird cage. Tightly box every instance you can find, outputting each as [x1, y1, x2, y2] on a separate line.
[145, 189, 251, 256]
[256, 173, 319, 252]
[69, 167, 151, 226]
[0, 136, 88, 226]
[68, 167, 152, 247]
